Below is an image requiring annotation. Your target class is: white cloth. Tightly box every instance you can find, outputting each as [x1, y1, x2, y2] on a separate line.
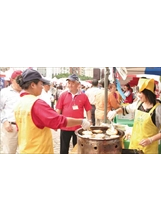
[125, 99, 140, 113]
[1, 122, 18, 154]
[95, 118, 104, 126]
[81, 119, 91, 130]
[39, 89, 52, 106]
[107, 110, 117, 120]
[85, 87, 101, 105]
[0, 85, 21, 123]
[124, 90, 131, 97]
[0, 85, 21, 153]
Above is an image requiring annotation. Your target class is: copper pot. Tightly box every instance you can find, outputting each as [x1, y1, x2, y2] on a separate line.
[75, 126, 125, 154]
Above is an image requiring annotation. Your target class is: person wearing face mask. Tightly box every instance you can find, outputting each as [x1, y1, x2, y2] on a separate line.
[107, 78, 161, 154]
[14, 69, 91, 154]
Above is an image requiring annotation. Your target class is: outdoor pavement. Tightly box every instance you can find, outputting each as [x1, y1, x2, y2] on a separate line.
[52, 129, 77, 154]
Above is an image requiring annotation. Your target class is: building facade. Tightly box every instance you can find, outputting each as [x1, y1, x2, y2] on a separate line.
[70, 67, 80, 75]
[1, 67, 111, 80]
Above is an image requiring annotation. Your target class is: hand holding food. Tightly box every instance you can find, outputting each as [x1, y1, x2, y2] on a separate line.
[107, 110, 117, 121]
[81, 119, 91, 130]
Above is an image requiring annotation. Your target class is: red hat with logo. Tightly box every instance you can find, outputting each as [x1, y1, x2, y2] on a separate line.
[11, 70, 22, 79]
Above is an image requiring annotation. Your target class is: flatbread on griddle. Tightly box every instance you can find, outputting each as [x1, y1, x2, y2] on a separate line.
[92, 129, 103, 134]
[110, 134, 119, 138]
[106, 128, 118, 135]
[82, 131, 93, 135]
[94, 133, 106, 139]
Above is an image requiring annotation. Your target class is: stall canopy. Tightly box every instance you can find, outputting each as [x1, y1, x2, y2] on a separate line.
[126, 67, 161, 76]
[126, 67, 161, 97]
[104, 67, 161, 123]
[116, 67, 161, 87]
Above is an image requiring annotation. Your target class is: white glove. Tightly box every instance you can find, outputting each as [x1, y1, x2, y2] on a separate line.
[81, 119, 91, 130]
[107, 110, 117, 121]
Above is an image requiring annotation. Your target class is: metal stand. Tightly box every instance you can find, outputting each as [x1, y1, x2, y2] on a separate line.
[104, 67, 110, 123]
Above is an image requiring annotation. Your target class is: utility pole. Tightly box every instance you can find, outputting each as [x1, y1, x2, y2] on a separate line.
[104, 67, 110, 123]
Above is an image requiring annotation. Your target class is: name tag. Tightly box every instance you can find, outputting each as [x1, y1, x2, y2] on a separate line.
[72, 105, 79, 110]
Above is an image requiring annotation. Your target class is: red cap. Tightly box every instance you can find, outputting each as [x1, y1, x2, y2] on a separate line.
[11, 70, 22, 79]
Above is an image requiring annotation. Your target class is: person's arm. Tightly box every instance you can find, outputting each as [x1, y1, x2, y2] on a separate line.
[56, 109, 61, 114]
[107, 99, 140, 120]
[32, 99, 90, 130]
[139, 132, 161, 147]
[139, 104, 161, 146]
[0, 88, 8, 123]
[32, 99, 67, 129]
[83, 94, 92, 121]
[86, 110, 92, 123]
[0, 88, 14, 132]
[107, 107, 123, 120]
[124, 90, 131, 97]
[66, 118, 84, 127]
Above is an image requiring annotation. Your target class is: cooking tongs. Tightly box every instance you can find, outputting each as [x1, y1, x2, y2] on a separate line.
[106, 119, 116, 131]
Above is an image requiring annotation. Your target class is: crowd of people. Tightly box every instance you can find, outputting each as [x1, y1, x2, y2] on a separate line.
[0, 69, 91, 154]
[0, 68, 161, 154]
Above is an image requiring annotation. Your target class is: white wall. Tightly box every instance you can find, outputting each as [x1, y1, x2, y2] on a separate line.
[46, 68, 52, 79]
[84, 67, 93, 77]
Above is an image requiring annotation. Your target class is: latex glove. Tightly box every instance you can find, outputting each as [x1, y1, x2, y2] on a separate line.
[107, 110, 117, 121]
[81, 119, 91, 130]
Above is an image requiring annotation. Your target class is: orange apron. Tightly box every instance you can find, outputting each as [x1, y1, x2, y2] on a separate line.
[129, 103, 160, 154]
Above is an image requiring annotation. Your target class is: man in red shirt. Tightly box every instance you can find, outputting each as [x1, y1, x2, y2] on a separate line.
[56, 74, 92, 154]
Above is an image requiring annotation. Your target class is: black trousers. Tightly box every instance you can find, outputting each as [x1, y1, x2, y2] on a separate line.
[60, 130, 77, 154]
[51, 102, 55, 109]
[91, 104, 96, 126]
